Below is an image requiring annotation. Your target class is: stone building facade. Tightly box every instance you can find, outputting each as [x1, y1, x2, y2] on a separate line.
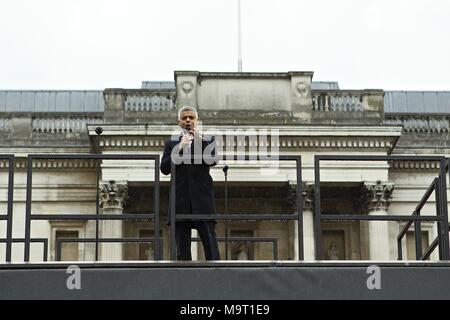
[0, 71, 449, 262]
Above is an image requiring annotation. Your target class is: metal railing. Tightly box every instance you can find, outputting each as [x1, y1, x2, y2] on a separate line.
[23, 154, 160, 262]
[169, 155, 303, 261]
[2, 152, 448, 262]
[193, 236, 279, 260]
[55, 237, 278, 261]
[0, 155, 14, 262]
[396, 178, 441, 260]
[414, 158, 450, 260]
[0, 238, 48, 261]
[314, 155, 449, 260]
[56, 238, 163, 261]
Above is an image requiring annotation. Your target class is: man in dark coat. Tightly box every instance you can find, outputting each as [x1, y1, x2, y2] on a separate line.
[160, 106, 220, 260]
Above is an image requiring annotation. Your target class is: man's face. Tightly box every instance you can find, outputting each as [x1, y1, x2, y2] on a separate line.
[178, 110, 198, 130]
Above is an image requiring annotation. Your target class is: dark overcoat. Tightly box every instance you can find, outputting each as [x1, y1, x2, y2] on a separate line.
[160, 134, 218, 223]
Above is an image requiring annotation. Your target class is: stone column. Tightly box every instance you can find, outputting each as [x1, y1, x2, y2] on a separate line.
[99, 180, 128, 261]
[363, 181, 394, 260]
[289, 182, 315, 261]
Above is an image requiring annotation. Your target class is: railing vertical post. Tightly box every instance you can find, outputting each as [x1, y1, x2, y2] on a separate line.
[5, 155, 14, 262]
[414, 209, 423, 260]
[56, 239, 61, 261]
[170, 161, 176, 261]
[439, 158, 450, 260]
[397, 238, 403, 260]
[296, 157, 303, 261]
[324, 94, 329, 111]
[95, 158, 100, 261]
[314, 156, 321, 260]
[224, 164, 229, 260]
[94, 128, 102, 261]
[43, 239, 48, 262]
[154, 156, 161, 260]
[24, 156, 33, 262]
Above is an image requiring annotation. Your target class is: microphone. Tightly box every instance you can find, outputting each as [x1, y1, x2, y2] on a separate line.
[223, 165, 229, 174]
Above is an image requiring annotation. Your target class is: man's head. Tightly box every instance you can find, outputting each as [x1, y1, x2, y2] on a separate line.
[178, 106, 199, 130]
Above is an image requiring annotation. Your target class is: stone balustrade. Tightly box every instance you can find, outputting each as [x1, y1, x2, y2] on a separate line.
[32, 115, 103, 133]
[384, 115, 449, 133]
[124, 90, 176, 112]
[311, 90, 365, 112]
[0, 116, 12, 132]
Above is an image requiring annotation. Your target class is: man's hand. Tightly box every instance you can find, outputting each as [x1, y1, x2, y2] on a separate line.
[180, 132, 193, 148]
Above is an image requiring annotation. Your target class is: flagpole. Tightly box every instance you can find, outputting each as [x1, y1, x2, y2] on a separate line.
[237, 0, 243, 72]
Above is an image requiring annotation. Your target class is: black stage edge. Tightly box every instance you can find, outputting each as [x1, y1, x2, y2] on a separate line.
[1, 261, 450, 300]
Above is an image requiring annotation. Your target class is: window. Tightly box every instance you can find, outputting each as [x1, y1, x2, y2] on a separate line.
[406, 231, 429, 260]
[55, 230, 79, 261]
[50, 221, 85, 261]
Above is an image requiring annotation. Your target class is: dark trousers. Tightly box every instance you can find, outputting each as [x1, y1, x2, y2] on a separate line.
[175, 221, 220, 261]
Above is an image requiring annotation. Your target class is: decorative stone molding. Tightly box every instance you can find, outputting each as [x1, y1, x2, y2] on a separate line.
[96, 136, 395, 151]
[0, 159, 99, 169]
[99, 181, 128, 210]
[32, 115, 103, 134]
[389, 160, 441, 170]
[295, 82, 308, 96]
[362, 181, 394, 212]
[125, 91, 176, 112]
[181, 81, 194, 95]
[0, 117, 12, 132]
[385, 115, 449, 134]
[302, 183, 315, 212]
[99, 138, 165, 148]
[288, 182, 314, 212]
[88, 124, 401, 154]
[312, 91, 364, 112]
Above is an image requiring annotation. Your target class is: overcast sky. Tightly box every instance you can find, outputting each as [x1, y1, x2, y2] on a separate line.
[1, 0, 449, 91]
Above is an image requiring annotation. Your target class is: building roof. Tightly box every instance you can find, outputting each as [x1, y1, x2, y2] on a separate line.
[311, 81, 340, 90]
[0, 90, 104, 112]
[1, 88, 449, 114]
[141, 81, 176, 89]
[384, 91, 450, 114]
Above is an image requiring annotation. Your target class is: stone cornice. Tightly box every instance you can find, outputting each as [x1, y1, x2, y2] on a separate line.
[389, 160, 442, 171]
[175, 71, 315, 79]
[88, 124, 402, 153]
[87, 124, 403, 137]
[95, 136, 397, 151]
[0, 158, 98, 170]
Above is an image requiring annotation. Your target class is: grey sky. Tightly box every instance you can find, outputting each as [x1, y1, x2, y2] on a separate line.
[0, 0, 449, 91]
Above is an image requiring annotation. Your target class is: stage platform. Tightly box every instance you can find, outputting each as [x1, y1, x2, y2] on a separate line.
[0, 261, 450, 299]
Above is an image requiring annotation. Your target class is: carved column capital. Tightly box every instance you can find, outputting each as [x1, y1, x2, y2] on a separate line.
[288, 182, 315, 212]
[362, 180, 394, 212]
[99, 180, 128, 210]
